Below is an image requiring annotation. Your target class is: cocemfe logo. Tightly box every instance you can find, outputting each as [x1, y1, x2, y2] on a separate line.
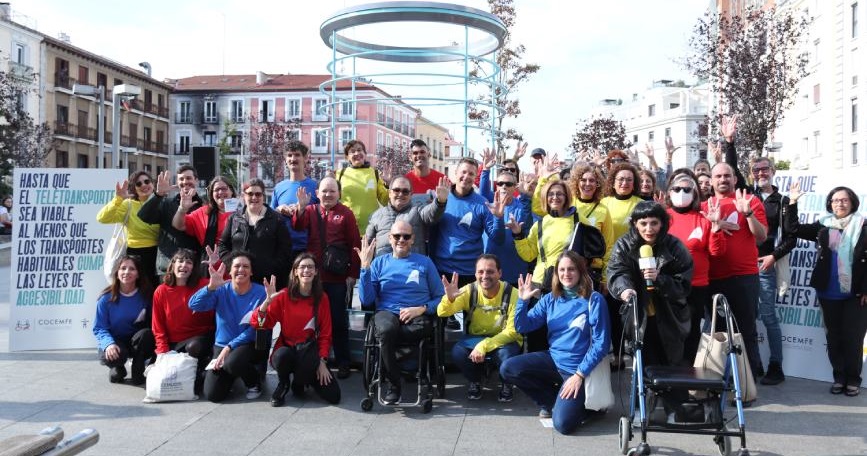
[37, 318, 73, 329]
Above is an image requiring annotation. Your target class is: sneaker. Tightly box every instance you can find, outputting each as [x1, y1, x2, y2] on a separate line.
[497, 383, 514, 403]
[445, 316, 461, 331]
[538, 407, 552, 419]
[467, 382, 482, 400]
[271, 382, 289, 407]
[760, 362, 785, 385]
[384, 383, 401, 405]
[246, 384, 262, 400]
[109, 365, 127, 384]
[336, 365, 351, 379]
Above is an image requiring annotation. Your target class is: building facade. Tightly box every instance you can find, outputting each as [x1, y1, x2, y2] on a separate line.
[0, 6, 41, 123]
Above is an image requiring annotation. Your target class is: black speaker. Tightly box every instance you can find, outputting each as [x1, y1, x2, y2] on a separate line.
[191, 146, 217, 184]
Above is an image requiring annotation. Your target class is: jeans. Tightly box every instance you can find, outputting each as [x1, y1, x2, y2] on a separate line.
[758, 268, 783, 365]
[323, 281, 350, 367]
[451, 339, 521, 383]
[710, 274, 762, 377]
[500, 351, 588, 435]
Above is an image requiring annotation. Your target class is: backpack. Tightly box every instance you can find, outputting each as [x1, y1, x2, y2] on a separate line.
[465, 282, 513, 335]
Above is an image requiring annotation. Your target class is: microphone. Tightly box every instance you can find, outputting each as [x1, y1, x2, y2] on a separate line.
[638, 245, 656, 292]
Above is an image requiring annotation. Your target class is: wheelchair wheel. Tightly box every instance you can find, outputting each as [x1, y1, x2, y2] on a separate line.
[362, 324, 377, 392]
[360, 397, 373, 412]
[714, 433, 732, 456]
[435, 365, 446, 398]
[619, 416, 632, 455]
[422, 398, 433, 414]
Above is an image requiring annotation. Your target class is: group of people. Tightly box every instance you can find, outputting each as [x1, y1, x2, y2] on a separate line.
[91, 118, 867, 434]
[0, 194, 13, 235]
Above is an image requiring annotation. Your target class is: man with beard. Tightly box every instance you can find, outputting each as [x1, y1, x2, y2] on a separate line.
[273, 140, 320, 262]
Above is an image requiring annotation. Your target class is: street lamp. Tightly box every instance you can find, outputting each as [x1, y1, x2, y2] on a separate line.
[112, 84, 141, 169]
[71, 83, 106, 168]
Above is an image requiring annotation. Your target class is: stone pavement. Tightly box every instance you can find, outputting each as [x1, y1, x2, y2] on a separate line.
[1, 265, 866, 456]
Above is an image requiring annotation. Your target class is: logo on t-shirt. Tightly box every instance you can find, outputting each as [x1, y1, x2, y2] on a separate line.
[688, 226, 703, 241]
[406, 270, 420, 284]
[725, 211, 739, 224]
[366, 179, 375, 191]
[459, 212, 473, 227]
[569, 314, 587, 330]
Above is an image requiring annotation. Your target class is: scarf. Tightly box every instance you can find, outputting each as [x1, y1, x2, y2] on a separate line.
[563, 287, 578, 299]
[819, 212, 863, 293]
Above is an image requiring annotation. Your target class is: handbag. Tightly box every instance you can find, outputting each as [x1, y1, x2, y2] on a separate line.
[143, 351, 198, 403]
[693, 295, 757, 402]
[584, 293, 615, 411]
[536, 213, 606, 290]
[103, 200, 132, 283]
[315, 206, 351, 275]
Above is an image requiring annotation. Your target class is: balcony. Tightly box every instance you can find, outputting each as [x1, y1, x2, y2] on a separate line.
[175, 113, 196, 124]
[8, 62, 34, 81]
[54, 74, 76, 90]
[76, 124, 97, 142]
[230, 113, 246, 124]
[173, 143, 191, 155]
[202, 112, 220, 124]
[54, 121, 73, 137]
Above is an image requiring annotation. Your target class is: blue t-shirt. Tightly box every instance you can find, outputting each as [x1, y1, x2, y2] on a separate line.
[359, 253, 444, 315]
[189, 282, 267, 349]
[431, 189, 504, 276]
[93, 291, 148, 351]
[271, 177, 319, 251]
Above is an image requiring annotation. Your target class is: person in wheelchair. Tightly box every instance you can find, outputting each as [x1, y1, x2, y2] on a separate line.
[438, 254, 522, 402]
[357, 220, 445, 405]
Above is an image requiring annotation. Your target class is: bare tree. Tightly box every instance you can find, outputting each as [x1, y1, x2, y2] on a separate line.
[467, 0, 540, 161]
[683, 6, 810, 163]
[373, 143, 412, 184]
[569, 115, 632, 158]
[0, 66, 53, 194]
[245, 116, 300, 185]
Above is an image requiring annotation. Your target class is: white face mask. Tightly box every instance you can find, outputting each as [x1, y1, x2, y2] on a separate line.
[670, 189, 694, 208]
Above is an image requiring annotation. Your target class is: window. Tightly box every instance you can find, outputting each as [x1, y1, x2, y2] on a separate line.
[78, 65, 89, 85]
[143, 127, 152, 150]
[129, 122, 138, 143]
[812, 130, 821, 157]
[853, 2, 859, 38]
[340, 129, 353, 148]
[55, 150, 69, 168]
[13, 43, 24, 64]
[76, 154, 89, 169]
[178, 101, 192, 123]
[204, 131, 216, 146]
[178, 134, 191, 154]
[377, 131, 384, 150]
[648, 131, 655, 142]
[632, 134, 638, 145]
[814, 84, 821, 105]
[385, 134, 392, 149]
[852, 98, 859, 132]
[56, 104, 69, 125]
[648, 104, 656, 117]
[314, 99, 328, 120]
[54, 58, 69, 87]
[340, 99, 353, 119]
[204, 100, 217, 123]
[313, 129, 329, 150]
[377, 103, 385, 124]
[97, 73, 107, 95]
[286, 130, 300, 141]
[156, 130, 165, 153]
[259, 99, 274, 123]
[144, 89, 153, 112]
[664, 127, 671, 138]
[813, 39, 821, 65]
[286, 98, 301, 120]
[230, 133, 243, 150]
[852, 142, 859, 164]
[230, 100, 244, 122]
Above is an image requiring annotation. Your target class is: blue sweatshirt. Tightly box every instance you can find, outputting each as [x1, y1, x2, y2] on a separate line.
[188, 282, 266, 349]
[271, 177, 319, 252]
[515, 291, 610, 376]
[431, 188, 505, 276]
[93, 291, 148, 351]
[359, 253, 444, 315]
[483, 194, 531, 284]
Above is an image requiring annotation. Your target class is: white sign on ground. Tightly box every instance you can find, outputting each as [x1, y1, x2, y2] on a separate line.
[9, 168, 126, 351]
[756, 170, 867, 387]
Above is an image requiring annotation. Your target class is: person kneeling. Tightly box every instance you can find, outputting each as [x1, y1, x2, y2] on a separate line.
[253, 254, 341, 407]
[438, 254, 522, 402]
[500, 251, 610, 435]
[357, 221, 445, 405]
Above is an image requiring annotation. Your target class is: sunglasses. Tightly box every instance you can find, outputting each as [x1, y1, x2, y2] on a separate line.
[670, 186, 693, 193]
[244, 191, 264, 198]
[502, 167, 518, 174]
[610, 158, 626, 164]
[135, 179, 151, 187]
[496, 181, 516, 187]
[391, 233, 412, 241]
[390, 188, 411, 195]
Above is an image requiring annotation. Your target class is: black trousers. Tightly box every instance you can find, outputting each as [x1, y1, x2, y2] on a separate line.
[98, 328, 155, 379]
[203, 344, 266, 403]
[127, 245, 159, 287]
[169, 334, 214, 393]
[709, 274, 762, 377]
[819, 297, 867, 386]
[271, 345, 341, 404]
[683, 285, 710, 364]
[373, 311, 432, 385]
[323, 281, 350, 367]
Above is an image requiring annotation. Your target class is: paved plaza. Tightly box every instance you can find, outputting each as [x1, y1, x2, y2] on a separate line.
[0, 265, 866, 455]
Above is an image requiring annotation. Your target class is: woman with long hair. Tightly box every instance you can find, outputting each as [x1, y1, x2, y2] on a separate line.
[97, 171, 160, 282]
[173, 176, 236, 262]
[151, 249, 215, 395]
[252, 253, 340, 406]
[786, 184, 867, 397]
[568, 164, 615, 290]
[93, 255, 155, 385]
[500, 250, 610, 434]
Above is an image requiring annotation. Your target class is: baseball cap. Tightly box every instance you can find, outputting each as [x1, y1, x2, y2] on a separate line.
[531, 148, 546, 158]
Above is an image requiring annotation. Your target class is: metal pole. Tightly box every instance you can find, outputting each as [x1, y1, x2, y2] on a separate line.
[97, 86, 105, 169]
[463, 25, 469, 157]
[112, 93, 121, 169]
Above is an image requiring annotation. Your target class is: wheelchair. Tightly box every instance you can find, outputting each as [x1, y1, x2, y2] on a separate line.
[618, 294, 751, 456]
[359, 312, 446, 413]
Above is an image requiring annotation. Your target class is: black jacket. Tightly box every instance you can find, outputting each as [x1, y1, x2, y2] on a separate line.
[756, 186, 797, 259]
[783, 202, 867, 295]
[138, 192, 203, 275]
[218, 206, 293, 288]
[607, 230, 694, 363]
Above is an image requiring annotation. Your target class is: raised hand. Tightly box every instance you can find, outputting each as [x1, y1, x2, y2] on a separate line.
[721, 114, 739, 143]
[664, 136, 680, 158]
[505, 213, 524, 235]
[708, 140, 723, 164]
[701, 197, 722, 225]
[263, 275, 277, 298]
[115, 180, 131, 199]
[542, 154, 561, 179]
[155, 170, 174, 196]
[207, 262, 227, 290]
[440, 272, 464, 302]
[295, 186, 310, 212]
[178, 186, 197, 212]
[435, 176, 450, 203]
[203, 245, 220, 268]
[642, 143, 655, 159]
[517, 273, 541, 301]
[591, 149, 607, 167]
[734, 188, 754, 214]
[513, 141, 529, 160]
[354, 236, 376, 269]
[480, 147, 497, 170]
[788, 180, 803, 204]
[518, 172, 537, 196]
[486, 191, 511, 218]
[652, 190, 666, 205]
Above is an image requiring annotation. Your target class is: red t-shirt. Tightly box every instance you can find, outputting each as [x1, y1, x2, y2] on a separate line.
[152, 283, 215, 354]
[251, 291, 333, 359]
[184, 206, 232, 247]
[701, 194, 767, 280]
[406, 169, 445, 201]
[667, 209, 726, 287]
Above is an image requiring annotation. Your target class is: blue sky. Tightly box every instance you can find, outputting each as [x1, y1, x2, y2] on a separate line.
[18, 0, 709, 157]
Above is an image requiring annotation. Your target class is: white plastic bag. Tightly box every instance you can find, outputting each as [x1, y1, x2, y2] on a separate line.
[103, 201, 131, 284]
[143, 352, 198, 403]
[584, 354, 615, 411]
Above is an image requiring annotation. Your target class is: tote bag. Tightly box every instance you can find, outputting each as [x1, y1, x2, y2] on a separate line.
[103, 200, 131, 283]
[583, 294, 615, 411]
[143, 352, 198, 403]
[693, 295, 757, 402]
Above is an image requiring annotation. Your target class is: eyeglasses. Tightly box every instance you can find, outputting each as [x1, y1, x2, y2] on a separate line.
[615, 178, 634, 183]
[669, 186, 693, 194]
[391, 233, 412, 241]
[610, 158, 626, 164]
[751, 166, 771, 174]
[831, 198, 851, 205]
[502, 167, 518, 174]
[244, 191, 264, 198]
[496, 181, 516, 187]
[296, 264, 316, 270]
[212, 186, 231, 194]
[135, 179, 151, 187]
[547, 192, 566, 198]
[391, 188, 411, 195]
